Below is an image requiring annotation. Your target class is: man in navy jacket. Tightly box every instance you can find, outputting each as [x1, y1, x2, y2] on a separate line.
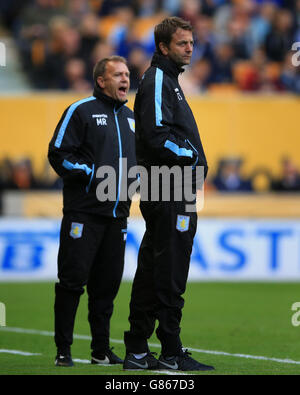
[48, 56, 136, 367]
[123, 17, 214, 372]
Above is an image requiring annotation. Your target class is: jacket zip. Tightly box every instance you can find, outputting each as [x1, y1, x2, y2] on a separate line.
[86, 164, 95, 193]
[186, 139, 199, 168]
[113, 106, 123, 217]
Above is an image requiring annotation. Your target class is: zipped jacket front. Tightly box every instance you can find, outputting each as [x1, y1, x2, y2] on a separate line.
[134, 52, 208, 185]
[48, 85, 136, 218]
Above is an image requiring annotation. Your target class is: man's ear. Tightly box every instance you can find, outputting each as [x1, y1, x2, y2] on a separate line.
[159, 42, 169, 56]
[97, 76, 105, 89]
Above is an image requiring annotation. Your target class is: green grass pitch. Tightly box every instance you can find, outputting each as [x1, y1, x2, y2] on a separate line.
[1, 281, 300, 375]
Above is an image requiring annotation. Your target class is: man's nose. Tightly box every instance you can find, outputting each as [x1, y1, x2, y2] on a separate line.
[186, 43, 193, 52]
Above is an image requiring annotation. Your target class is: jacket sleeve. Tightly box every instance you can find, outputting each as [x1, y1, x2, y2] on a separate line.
[137, 69, 198, 166]
[48, 106, 94, 185]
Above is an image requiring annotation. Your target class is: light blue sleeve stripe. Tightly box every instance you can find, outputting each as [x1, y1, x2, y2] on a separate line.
[62, 159, 92, 176]
[164, 140, 193, 158]
[155, 68, 163, 127]
[54, 96, 96, 148]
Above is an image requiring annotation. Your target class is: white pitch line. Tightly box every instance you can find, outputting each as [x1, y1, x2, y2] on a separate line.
[1, 326, 300, 366]
[0, 349, 41, 356]
[0, 328, 189, 375]
[73, 358, 94, 364]
[73, 359, 190, 375]
[74, 358, 115, 366]
[0, 348, 189, 375]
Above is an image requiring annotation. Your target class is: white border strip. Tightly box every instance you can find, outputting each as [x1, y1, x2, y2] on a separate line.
[1, 326, 300, 366]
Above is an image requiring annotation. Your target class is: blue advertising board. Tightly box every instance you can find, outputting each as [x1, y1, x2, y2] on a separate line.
[0, 218, 299, 281]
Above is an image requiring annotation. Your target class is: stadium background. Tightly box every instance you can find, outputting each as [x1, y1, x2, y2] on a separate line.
[0, 0, 300, 375]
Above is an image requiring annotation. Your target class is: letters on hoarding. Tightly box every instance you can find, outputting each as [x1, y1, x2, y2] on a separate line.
[0, 219, 299, 281]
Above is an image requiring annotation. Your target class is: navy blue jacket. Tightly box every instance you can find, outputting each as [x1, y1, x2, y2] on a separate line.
[48, 85, 136, 218]
[134, 52, 208, 180]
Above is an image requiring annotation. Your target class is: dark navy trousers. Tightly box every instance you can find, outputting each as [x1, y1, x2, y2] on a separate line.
[54, 212, 127, 355]
[124, 199, 197, 357]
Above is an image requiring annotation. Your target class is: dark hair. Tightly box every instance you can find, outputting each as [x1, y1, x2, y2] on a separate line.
[93, 55, 127, 84]
[154, 17, 193, 54]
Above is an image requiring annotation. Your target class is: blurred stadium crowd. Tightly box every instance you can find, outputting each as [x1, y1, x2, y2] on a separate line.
[0, 0, 300, 94]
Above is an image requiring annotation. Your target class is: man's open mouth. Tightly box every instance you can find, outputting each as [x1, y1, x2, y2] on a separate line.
[119, 86, 127, 94]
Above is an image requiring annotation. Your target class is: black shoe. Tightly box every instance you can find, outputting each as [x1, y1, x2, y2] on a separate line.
[55, 354, 74, 367]
[158, 349, 214, 371]
[123, 352, 158, 370]
[91, 347, 123, 365]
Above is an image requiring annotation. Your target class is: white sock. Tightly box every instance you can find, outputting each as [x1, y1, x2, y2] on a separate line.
[133, 353, 147, 359]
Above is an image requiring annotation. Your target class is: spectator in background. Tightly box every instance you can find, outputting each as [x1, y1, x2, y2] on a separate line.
[127, 47, 150, 90]
[192, 15, 216, 63]
[100, 7, 134, 50]
[63, 58, 92, 92]
[134, 0, 161, 17]
[233, 48, 265, 91]
[249, 2, 277, 52]
[253, 0, 283, 6]
[264, 8, 294, 62]
[10, 159, 41, 190]
[200, 0, 229, 17]
[0, 159, 11, 214]
[51, 24, 84, 87]
[87, 40, 114, 80]
[257, 61, 282, 91]
[293, 0, 300, 42]
[178, 0, 202, 26]
[179, 58, 212, 94]
[212, 158, 253, 192]
[213, 1, 232, 40]
[227, 5, 253, 60]
[77, 13, 101, 62]
[97, 0, 132, 17]
[271, 158, 300, 192]
[0, 158, 14, 189]
[0, 0, 31, 33]
[66, 0, 91, 25]
[115, 22, 140, 59]
[211, 41, 234, 83]
[161, 0, 181, 15]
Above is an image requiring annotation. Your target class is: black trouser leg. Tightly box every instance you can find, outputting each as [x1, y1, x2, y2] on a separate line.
[87, 218, 127, 354]
[54, 283, 83, 355]
[54, 213, 102, 354]
[124, 225, 157, 353]
[125, 200, 197, 356]
[154, 202, 197, 356]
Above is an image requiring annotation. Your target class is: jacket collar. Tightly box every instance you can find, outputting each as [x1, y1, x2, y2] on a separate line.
[150, 52, 184, 79]
[93, 83, 127, 111]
